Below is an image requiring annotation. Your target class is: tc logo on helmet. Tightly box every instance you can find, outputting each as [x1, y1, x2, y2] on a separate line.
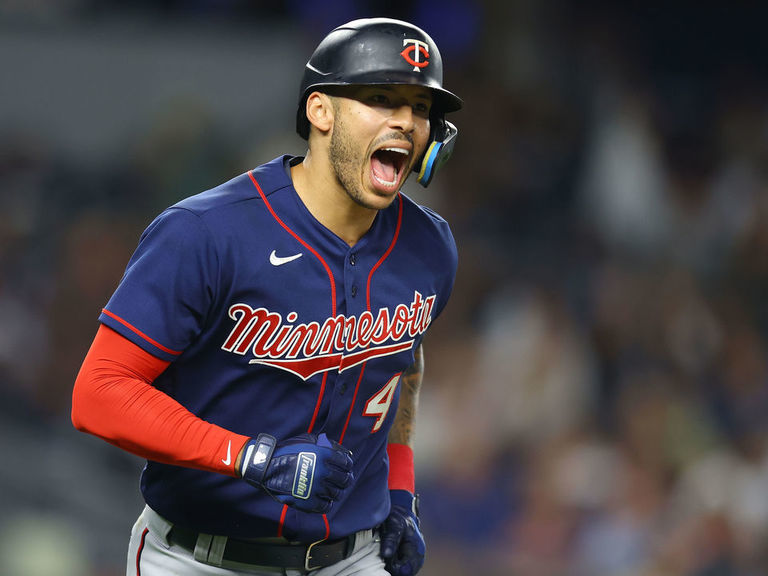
[401, 38, 429, 71]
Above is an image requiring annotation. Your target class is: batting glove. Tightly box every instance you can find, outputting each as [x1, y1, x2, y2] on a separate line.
[380, 490, 425, 576]
[240, 432, 354, 514]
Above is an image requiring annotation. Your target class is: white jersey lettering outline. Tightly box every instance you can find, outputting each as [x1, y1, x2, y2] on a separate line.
[221, 291, 435, 380]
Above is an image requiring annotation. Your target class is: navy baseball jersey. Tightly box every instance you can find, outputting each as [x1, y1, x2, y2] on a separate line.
[99, 155, 457, 542]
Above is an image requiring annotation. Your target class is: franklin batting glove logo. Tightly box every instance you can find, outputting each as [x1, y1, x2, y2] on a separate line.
[401, 39, 429, 71]
[293, 452, 316, 499]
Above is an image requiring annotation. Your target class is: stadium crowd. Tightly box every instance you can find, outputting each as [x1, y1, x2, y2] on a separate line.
[2, 2, 768, 575]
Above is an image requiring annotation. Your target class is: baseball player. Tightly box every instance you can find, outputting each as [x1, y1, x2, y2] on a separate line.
[71, 17, 461, 576]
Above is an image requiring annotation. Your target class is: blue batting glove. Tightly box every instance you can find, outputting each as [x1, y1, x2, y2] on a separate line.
[380, 490, 425, 576]
[240, 432, 354, 514]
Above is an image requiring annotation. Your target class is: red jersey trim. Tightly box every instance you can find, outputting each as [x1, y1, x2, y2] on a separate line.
[322, 514, 331, 539]
[101, 308, 182, 356]
[307, 374, 329, 434]
[277, 505, 288, 538]
[247, 171, 336, 436]
[247, 171, 337, 317]
[366, 194, 403, 311]
[339, 364, 366, 445]
[248, 170, 338, 539]
[339, 195, 404, 443]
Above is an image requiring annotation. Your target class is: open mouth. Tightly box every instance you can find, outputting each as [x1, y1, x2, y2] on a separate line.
[370, 146, 410, 190]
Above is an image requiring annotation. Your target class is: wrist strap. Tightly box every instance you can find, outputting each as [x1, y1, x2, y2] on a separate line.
[387, 443, 415, 492]
[240, 433, 276, 483]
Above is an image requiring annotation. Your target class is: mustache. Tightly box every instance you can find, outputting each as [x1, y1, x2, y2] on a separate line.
[371, 132, 414, 148]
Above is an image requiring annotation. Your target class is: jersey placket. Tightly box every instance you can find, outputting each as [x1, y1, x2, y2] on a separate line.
[327, 194, 404, 446]
[320, 244, 370, 443]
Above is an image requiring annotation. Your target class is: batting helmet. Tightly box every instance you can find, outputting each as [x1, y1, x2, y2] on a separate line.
[296, 18, 463, 186]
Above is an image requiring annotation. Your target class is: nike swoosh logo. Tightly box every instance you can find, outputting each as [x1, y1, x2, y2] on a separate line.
[222, 440, 232, 466]
[270, 250, 303, 266]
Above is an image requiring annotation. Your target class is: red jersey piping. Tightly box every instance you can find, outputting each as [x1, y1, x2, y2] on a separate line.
[366, 194, 403, 310]
[340, 194, 403, 443]
[247, 171, 337, 316]
[248, 170, 338, 538]
[101, 308, 182, 356]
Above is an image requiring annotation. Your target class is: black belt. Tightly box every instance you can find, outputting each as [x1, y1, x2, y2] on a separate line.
[167, 525, 354, 571]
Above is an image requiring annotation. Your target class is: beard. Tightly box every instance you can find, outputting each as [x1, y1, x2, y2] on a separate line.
[328, 111, 413, 211]
[328, 113, 373, 209]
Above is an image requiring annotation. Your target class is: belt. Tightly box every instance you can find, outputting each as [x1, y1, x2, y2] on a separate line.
[167, 524, 355, 571]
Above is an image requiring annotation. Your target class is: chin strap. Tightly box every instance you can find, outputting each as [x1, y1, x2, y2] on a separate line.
[416, 119, 458, 187]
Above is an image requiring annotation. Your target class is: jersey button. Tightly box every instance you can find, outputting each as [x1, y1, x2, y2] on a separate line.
[350, 253, 356, 266]
[351, 285, 358, 297]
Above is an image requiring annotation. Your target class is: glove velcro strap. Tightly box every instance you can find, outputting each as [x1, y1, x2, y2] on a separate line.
[390, 489, 419, 518]
[241, 433, 277, 485]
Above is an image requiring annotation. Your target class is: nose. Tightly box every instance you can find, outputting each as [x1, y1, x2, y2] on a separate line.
[387, 104, 415, 133]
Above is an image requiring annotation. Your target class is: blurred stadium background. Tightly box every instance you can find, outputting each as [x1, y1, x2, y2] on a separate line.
[3, 1, 768, 575]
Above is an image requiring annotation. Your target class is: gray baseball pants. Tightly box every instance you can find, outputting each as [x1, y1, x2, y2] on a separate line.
[126, 506, 390, 576]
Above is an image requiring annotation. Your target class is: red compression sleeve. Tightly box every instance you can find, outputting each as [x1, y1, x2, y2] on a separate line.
[71, 324, 249, 476]
[387, 443, 415, 492]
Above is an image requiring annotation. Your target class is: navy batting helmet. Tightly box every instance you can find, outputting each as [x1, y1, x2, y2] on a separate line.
[296, 18, 462, 186]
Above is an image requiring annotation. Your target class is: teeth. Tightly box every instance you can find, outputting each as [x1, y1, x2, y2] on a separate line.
[373, 174, 397, 186]
[372, 147, 409, 188]
[382, 147, 409, 156]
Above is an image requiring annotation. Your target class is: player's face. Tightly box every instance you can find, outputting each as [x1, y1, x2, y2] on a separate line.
[328, 85, 432, 211]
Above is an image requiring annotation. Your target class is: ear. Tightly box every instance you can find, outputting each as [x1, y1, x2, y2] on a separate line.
[305, 91, 335, 136]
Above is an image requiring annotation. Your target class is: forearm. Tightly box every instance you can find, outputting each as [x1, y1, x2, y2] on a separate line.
[388, 344, 424, 447]
[382, 348, 426, 574]
[386, 344, 423, 492]
[72, 324, 249, 476]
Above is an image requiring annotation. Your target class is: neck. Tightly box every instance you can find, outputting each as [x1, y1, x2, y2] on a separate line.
[291, 152, 378, 247]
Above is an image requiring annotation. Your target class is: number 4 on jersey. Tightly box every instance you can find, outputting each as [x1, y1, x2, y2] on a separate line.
[363, 373, 402, 433]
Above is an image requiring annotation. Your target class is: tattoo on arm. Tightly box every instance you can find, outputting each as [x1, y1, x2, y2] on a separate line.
[388, 344, 424, 447]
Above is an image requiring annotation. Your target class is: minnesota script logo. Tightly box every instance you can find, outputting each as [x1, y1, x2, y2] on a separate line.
[222, 291, 436, 380]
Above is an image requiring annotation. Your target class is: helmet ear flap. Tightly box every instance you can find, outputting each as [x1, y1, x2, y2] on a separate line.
[416, 118, 458, 187]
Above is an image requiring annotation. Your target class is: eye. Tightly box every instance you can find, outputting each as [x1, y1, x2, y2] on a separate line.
[369, 93, 391, 106]
[413, 102, 430, 115]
